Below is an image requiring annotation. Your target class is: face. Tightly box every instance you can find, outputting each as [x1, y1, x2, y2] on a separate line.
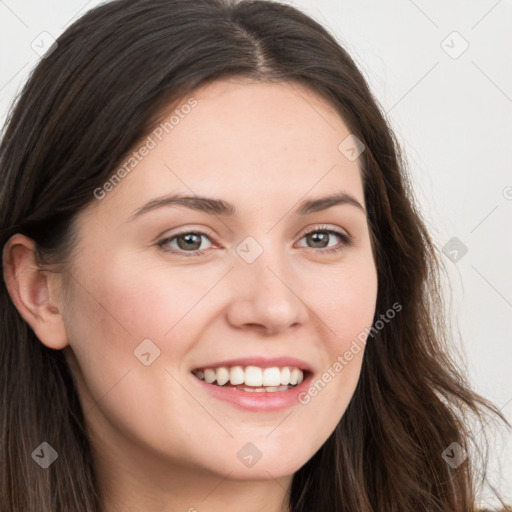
[60, 79, 378, 483]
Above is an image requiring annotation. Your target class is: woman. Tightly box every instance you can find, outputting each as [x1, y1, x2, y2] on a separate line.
[0, 0, 509, 510]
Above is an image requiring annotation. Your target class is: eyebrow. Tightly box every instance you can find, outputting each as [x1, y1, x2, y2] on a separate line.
[128, 191, 365, 221]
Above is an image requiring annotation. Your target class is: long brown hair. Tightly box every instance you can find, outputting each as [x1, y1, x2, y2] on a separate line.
[0, 1, 509, 510]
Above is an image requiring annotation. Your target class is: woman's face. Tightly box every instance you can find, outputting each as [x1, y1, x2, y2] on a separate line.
[61, 79, 378, 482]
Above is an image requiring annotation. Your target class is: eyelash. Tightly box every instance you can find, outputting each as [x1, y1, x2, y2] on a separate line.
[157, 225, 351, 258]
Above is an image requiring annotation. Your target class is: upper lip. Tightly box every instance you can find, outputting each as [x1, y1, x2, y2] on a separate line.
[192, 356, 312, 373]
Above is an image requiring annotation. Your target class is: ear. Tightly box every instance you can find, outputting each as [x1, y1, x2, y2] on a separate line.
[2, 233, 69, 350]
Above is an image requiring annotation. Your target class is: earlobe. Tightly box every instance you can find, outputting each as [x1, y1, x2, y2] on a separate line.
[2, 233, 69, 350]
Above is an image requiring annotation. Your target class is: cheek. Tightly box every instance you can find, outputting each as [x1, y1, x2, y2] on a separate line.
[311, 259, 377, 388]
[63, 250, 235, 417]
[61, 253, 198, 397]
[62, 254, 218, 457]
[71, 251, 219, 343]
[315, 255, 378, 349]
[291, 252, 377, 418]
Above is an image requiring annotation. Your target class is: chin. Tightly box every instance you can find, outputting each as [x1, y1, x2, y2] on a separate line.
[201, 441, 314, 481]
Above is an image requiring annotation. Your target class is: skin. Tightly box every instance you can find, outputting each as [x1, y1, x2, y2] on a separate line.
[3, 78, 378, 512]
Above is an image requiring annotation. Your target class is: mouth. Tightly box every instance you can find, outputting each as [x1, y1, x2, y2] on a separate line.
[191, 365, 308, 393]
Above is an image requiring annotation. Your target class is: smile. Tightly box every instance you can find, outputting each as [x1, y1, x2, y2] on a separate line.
[192, 365, 305, 393]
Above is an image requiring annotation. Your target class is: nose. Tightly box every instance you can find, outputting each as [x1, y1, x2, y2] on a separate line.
[225, 245, 309, 335]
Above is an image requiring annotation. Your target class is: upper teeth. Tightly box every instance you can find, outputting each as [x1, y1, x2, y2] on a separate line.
[193, 366, 304, 387]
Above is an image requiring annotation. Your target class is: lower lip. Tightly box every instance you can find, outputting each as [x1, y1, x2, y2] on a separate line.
[191, 373, 313, 411]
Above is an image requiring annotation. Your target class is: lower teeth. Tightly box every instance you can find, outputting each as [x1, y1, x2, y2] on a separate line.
[234, 384, 292, 392]
[196, 378, 295, 392]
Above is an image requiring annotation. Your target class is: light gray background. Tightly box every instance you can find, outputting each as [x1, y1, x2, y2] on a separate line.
[1, 0, 510, 506]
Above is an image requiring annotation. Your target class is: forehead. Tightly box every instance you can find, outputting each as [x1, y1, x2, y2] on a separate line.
[87, 79, 364, 220]
[164, 78, 355, 177]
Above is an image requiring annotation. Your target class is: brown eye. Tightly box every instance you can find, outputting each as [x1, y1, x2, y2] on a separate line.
[176, 233, 203, 251]
[305, 231, 331, 249]
[158, 231, 214, 255]
[297, 227, 351, 254]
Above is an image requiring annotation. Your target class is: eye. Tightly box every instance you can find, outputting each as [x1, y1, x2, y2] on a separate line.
[296, 226, 351, 254]
[157, 231, 214, 256]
